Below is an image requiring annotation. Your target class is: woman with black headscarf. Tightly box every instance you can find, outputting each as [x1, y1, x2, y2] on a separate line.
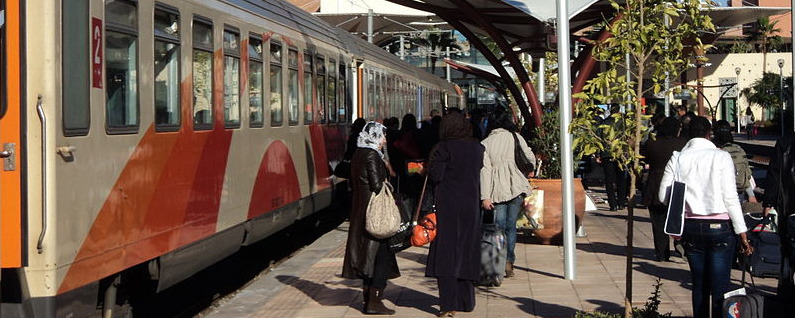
[425, 112, 485, 317]
[341, 121, 400, 315]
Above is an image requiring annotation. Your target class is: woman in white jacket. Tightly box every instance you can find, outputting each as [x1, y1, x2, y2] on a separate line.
[480, 111, 536, 278]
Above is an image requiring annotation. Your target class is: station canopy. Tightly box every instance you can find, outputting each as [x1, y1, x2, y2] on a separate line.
[315, 0, 789, 56]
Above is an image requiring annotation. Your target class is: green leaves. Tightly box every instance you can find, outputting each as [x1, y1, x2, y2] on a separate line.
[571, 0, 713, 172]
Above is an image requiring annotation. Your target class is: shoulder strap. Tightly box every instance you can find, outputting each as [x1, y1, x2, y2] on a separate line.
[413, 175, 430, 223]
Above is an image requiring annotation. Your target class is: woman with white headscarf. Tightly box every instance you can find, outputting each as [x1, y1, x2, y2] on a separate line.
[341, 121, 400, 315]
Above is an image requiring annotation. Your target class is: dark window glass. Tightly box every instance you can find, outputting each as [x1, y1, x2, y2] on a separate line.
[63, 0, 90, 135]
[154, 7, 180, 129]
[303, 53, 313, 124]
[192, 19, 213, 129]
[270, 41, 283, 126]
[223, 29, 240, 128]
[249, 36, 263, 127]
[105, 0, 139, 132]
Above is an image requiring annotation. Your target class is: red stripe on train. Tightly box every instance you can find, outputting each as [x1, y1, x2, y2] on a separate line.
[309, 124, 332, 190]
[248, 140, 301, 218]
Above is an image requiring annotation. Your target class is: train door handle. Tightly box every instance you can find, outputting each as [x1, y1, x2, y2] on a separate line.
[1, 143, 15, 171]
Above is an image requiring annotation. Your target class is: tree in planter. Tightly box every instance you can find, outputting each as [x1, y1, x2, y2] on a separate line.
[528, 106, 562, 179]
[569, 0, 714, 316]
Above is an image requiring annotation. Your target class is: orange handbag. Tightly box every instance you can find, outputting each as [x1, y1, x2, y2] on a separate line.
[411, 212, 437, 246]
[410, 175, 437, 246]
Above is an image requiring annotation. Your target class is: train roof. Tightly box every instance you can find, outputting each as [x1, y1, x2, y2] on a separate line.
[226, 0, 345, 47]
[226, 0, 452, 89]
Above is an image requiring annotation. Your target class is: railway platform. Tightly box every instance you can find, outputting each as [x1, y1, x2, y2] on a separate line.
[202, 188, 781, 318]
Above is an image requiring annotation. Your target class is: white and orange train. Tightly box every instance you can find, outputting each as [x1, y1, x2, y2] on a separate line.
[0, 0, 462, 316]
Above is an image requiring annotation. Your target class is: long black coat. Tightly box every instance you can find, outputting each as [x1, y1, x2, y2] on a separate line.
[341, 148, 400, 280]
[642, 136, 687, 206]
[764, 133, 795, 236]
[425, 140, 484, 280]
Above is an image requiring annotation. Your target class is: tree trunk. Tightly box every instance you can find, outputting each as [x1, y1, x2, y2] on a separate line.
[624, 60, 645, 318]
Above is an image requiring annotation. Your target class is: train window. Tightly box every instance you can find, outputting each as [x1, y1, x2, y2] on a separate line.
[105, 0, 139, 133]
[303, 52, 313, 124]
[62, 0, 90, 135]
[375, 72, 382, 120]
[328, 59, 336, 123]
[248, 36, 263, 127]
[223, 28, 240, 128]
[315, 55, 325, 124]
[338, 62, 346, 123]
[367, 70, 375, 121]
[269, 41, 283, 126]
[287, 48, 298, 125]
[154, 6, 180, 131]
[192, 18, 213, 130]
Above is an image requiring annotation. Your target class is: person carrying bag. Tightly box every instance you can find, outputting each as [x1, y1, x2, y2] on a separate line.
[424, 112, 484, 317]
[341, 121, 400, 315]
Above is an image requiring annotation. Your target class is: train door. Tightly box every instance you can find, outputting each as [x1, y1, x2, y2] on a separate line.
[1, 0, 24, 273]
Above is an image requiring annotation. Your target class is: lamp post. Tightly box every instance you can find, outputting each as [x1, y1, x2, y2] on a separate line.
[779, 59, 785, 136]
[735, 67, 741, 133]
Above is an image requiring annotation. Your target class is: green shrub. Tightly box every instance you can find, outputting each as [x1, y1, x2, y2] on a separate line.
[576, 278, 671, 318]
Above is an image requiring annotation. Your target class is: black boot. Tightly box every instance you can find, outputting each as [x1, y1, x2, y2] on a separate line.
[364, 286, 395, 315]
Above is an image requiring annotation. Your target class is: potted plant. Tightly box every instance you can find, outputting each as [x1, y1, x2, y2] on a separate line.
[524, 106, 587, 245]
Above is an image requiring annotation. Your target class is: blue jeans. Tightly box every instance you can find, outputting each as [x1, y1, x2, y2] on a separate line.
[493, 195, 523, 264]
[681, 220, 737, 318]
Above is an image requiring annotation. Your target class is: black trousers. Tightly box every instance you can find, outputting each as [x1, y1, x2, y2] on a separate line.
[649, 203, 670, 260]
[437, 276, 475, 312]
[778, 218, 795, 307]
[364, 242, 392, 289]
[602, 159, 627, 208]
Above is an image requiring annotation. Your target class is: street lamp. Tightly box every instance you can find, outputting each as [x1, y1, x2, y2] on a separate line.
[735, 67, 741, 133]
[779, 59, 785, 136]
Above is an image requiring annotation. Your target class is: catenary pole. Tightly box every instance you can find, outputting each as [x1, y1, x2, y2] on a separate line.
[557, 0, 576, 280]
[367, 9, 374, 43]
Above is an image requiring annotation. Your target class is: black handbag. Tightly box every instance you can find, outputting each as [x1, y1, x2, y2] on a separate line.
[387, 175, 430, 253]
[512, 132, 534, 176]
[333, 159, 351, 179]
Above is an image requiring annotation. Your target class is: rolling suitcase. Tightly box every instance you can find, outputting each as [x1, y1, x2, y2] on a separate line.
[723, 256, 764, 318]
[477, 210, 507, 287]
[744, 212, 781, 278]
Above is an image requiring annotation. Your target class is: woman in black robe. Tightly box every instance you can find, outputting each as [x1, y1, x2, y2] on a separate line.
[341, 121, 400, 315]
[425, 112, 484, 317]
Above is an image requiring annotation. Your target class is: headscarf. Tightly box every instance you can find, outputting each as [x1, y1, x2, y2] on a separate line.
[439, 112, 472, 141]
[357, 121, 387, 156]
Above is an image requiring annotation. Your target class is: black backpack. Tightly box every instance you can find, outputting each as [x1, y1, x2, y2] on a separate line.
[722, 256, 764, 318]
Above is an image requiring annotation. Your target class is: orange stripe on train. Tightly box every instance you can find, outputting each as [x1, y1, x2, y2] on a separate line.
[59, 122, 233, 293]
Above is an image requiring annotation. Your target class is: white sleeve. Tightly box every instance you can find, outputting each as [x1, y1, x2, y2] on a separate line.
[658, 153, 677, 204]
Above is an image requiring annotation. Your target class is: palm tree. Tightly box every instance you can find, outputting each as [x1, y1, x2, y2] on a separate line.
[747, 17, 782, 72]
[741, 72, 785, 120]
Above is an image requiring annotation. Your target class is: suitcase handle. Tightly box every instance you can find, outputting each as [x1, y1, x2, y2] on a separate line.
[739, 254, 760, 293]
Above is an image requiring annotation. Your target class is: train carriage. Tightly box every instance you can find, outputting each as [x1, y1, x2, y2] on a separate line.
[0, 0, 461, 317]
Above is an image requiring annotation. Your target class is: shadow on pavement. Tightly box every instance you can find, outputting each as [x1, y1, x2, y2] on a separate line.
[474, 287, 585, 316]
[590, 211, 652, 223]
[275, 275, 439, 316]
[512, 264, 564, 279]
